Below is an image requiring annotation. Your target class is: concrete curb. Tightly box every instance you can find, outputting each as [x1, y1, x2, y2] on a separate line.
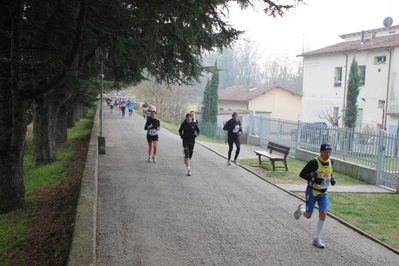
[67, 104, 99, 266]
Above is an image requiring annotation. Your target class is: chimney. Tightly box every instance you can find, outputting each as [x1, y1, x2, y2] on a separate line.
[371, 32, 376, 43]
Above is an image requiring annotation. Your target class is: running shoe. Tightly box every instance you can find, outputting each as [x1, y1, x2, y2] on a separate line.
[147, 156, 151, 162]
[227, 160, 231, 165]
[187, 170, 191, 176]
[312, 238, 325, 249]
[294, 204, 304, 220]
[152, 156, 157, 163]
[232, 160, 239, 166]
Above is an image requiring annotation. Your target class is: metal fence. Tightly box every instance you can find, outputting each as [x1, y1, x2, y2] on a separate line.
[199, 121, 226, 142]
[248, 114, 399, 190]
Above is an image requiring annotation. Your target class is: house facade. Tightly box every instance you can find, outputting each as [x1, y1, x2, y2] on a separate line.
[218, 84, 302, 121]
[299, 24, 399, 133]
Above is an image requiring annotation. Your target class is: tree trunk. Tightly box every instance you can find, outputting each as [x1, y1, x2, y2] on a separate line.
[0, 90, 28, 213]
[67, 106, 76, 128]
[32, 90, 59, 166]
[0, 1, 27, 214]
[75, 104, 81, 122]
[56, 104, 68, 145]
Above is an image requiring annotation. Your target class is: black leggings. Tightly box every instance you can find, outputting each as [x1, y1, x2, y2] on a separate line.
[183, 140, 195, 159]
[228, 136, 240, 160]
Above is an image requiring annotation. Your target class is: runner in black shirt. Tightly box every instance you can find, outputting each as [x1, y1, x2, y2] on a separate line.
[223, 112, 242, 165]
[179, 113, 200, 176]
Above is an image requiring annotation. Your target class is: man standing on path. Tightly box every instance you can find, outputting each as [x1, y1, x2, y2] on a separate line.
[144, 111, 161, 163]
[293, 142, 336, 249]
[146, 104, 154, 120]
[190, 110, 198, 124]
[223, 112, 242, 165]
[141, 102, 148, 120]
[179, 113, 200, 176]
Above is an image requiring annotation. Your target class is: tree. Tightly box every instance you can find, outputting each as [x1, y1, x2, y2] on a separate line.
[344, 57, 361, 129]
[209, 61, 220, 124]
[201, 78, 212, 123]
[317, 106, 340, 127]
[1, 0, 303, 213]
[142, 78, 192, 125]
[202, 61, 219, 124]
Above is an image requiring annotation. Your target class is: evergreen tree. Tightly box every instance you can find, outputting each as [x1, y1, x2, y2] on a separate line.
[202, 78, 211, 123]
[202, 61, 220, 124]
[344, 57, 361, 129]
[209, 61, 220, 124]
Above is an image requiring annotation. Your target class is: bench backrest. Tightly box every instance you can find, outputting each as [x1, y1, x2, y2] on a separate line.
[267, 142, 290, 157]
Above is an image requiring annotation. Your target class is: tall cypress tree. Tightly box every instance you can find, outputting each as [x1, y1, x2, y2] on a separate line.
[202, 78, 211, 123]
[202, 61, 220, 124]
[209, 61, 220, 124]
[344, 57, 361, 129]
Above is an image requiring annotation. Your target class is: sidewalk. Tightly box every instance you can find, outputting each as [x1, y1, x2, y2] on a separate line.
[197, 141, 395, 194]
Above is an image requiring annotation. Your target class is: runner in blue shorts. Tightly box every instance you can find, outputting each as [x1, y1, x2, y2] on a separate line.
[293, 142, 336, 249]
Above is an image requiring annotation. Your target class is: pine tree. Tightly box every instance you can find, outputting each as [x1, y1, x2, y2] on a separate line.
[202, 78, 211, 123]
[202, 61, 220, 124]
[209, 61, 220, 124]
[344, 57, 361, 129]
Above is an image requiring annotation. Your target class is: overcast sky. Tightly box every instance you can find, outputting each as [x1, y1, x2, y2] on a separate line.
[228, 0, 399, 56]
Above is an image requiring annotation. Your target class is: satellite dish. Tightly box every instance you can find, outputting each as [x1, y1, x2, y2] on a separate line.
[383, 17, 393, 27]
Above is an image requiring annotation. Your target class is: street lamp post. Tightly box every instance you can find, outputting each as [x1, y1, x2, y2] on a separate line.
[96, 47, 108, 154]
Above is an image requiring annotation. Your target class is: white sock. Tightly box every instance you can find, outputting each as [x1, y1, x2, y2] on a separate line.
[299, 206, 305, 215]
[187, 166, 191, 170]
[315, 220, 325, 239]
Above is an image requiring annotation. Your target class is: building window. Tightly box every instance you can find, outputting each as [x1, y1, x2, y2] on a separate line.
[334, 67, 342, 87]
[374, 56, 386, 64]
[358, 65, 366, 85]
[378, 100, 385, 108]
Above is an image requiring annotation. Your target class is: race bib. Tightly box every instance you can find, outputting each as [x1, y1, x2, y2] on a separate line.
[233, 125, 240, 133]
[149, 129, 157, 136]
[318, 174, 331, 189]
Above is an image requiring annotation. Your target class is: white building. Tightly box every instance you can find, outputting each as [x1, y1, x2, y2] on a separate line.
[299, 23, 399, 133]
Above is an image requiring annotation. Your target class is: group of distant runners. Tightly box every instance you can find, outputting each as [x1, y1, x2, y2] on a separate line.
[105, 97, 135, 118]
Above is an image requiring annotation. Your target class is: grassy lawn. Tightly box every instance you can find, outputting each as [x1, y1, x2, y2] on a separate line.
[0, 109, 94, 266]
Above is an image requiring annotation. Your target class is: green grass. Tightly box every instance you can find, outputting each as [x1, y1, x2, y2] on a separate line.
[0, 108, 94, 265]
[328, 193, 399, 249]
[0, 217, 26, 265]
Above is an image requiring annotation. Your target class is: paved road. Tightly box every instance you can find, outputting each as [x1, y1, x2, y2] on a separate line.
[96, 109, 398, 265]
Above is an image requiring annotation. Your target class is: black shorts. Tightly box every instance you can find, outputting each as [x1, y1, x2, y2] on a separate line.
[147, 134, 159, 142]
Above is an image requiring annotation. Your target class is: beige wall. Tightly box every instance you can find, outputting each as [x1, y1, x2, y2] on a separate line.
[248, 88, 302, 121]
[218, 100, 247, 111]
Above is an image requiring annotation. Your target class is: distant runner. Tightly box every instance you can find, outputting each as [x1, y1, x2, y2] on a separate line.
[144, 111, 161, 163]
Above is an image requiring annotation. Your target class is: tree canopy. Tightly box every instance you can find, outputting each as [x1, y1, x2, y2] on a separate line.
[0, 0, 303, 213]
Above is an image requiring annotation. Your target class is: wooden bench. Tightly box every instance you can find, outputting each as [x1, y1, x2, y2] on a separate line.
[254, 142, 290, 171]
